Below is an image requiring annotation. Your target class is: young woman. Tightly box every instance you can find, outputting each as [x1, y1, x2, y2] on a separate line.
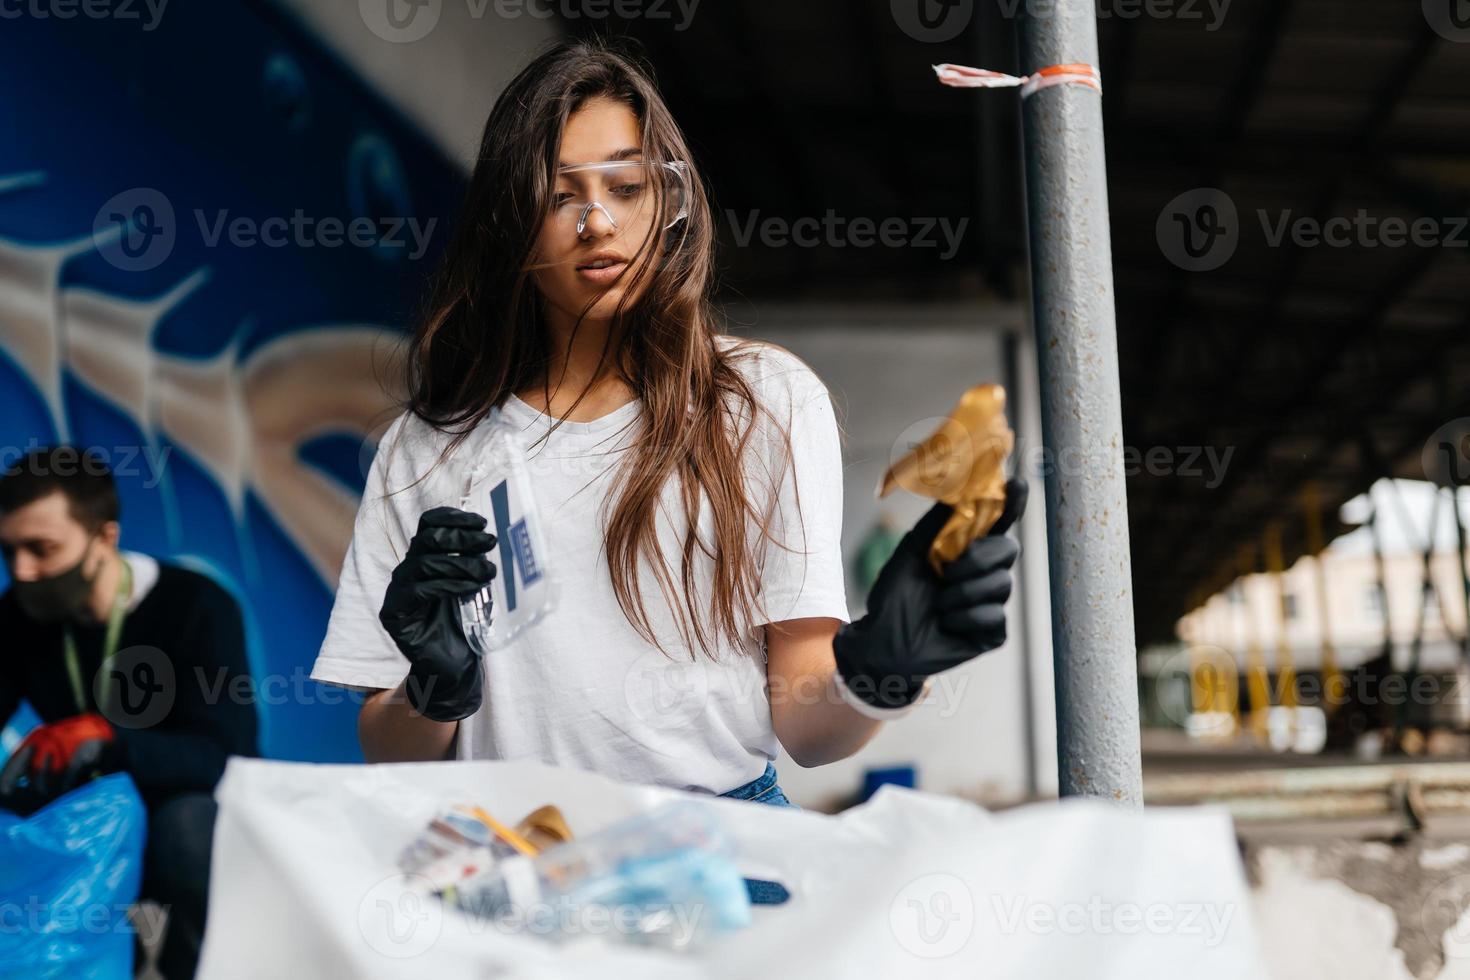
[310, 38, 1026, 807]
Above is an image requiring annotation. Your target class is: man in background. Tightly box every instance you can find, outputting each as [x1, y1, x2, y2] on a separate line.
[0, 446, 258, 980]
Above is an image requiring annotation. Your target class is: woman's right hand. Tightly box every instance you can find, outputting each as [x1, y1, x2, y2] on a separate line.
[832, 479, 1026, 714]
[377, 507, 497, 722]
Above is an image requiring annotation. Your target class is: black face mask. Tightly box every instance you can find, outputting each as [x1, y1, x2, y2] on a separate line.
[12, 539, 101, 624]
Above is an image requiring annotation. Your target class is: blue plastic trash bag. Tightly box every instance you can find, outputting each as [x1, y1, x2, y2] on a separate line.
[0, 773, 147, 979]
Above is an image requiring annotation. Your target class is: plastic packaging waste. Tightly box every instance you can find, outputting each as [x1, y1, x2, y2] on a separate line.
[448, 800, 752, 949]
[399, 805, 524, 892]
[458, 407, 558, 653]
[0, 773, 146, 979]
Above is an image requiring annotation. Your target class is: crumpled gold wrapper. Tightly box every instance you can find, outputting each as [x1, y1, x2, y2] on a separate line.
[878, 384, 1014, 575]
[514, 804, 573, 854]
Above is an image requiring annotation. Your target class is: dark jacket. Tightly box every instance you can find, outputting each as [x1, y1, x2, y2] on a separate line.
[0, 559, 259, 805]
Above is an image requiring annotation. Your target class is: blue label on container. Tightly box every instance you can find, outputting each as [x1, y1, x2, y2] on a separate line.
[510, 519, 541, 585]
[490, 479, 517, 612]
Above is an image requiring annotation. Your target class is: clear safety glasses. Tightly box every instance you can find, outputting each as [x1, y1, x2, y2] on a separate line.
[550, 160, 689, 235]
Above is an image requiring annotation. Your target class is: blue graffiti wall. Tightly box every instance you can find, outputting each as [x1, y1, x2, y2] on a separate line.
[0, 4, 464, 760]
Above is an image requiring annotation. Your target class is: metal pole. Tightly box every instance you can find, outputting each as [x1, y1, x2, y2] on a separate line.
[1016, 0, 1142, 804]
[1451, 484, 1470, 730]
[1003, 331, 1040, 799]
[1451, 484, 1470, 666]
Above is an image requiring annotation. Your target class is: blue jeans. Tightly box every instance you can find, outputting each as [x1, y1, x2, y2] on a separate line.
[719, 761, 798, 809]
[719, 762, 797, 905]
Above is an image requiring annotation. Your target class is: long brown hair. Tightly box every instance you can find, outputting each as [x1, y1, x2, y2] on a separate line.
[403, 36, 806, 661]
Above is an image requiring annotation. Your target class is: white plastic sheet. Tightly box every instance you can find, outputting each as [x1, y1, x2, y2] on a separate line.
[198, 758, 1267, 978]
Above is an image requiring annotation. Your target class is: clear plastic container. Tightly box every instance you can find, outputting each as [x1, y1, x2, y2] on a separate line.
[458, 407, 558, 653]
[449, 801, 752, 949]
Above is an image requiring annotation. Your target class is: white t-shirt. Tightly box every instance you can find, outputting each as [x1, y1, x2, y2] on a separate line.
[310, 337, 850, 794]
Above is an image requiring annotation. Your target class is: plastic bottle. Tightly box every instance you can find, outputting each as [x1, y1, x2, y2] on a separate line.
[457, 407, 559, 654]
[449, 800, 752, 949]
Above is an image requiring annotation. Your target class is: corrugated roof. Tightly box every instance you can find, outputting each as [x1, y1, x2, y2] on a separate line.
[564, 1, 1470, 645]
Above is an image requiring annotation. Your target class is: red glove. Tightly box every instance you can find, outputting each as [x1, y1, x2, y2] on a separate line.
[0, 714, 120, 814]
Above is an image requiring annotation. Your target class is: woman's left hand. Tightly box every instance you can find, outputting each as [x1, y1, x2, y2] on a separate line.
[832, 478, 1028, 714]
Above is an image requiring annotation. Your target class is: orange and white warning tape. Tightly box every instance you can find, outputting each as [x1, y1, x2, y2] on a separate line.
[933, 62, 1102, 99]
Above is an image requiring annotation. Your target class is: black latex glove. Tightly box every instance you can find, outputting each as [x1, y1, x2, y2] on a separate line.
[378, 507, 497, 722]
[834, 477, 1028, 712]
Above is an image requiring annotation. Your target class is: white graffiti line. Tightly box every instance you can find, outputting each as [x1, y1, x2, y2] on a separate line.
[0, 176, 406, 587]
[0, 169, 123, 440]
[0, 172, 46, 195]
[243, 325, 405, 585]
[61, 267, 211, 443]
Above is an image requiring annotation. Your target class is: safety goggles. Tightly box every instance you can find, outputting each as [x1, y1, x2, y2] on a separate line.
[550, 159, 689, 235]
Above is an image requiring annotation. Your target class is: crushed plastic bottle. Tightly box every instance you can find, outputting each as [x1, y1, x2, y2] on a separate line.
[448, 801, 751, 949]
[457, 407, 558, 654]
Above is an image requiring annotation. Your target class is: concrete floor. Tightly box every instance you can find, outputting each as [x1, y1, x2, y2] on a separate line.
[1141, 726, 1470, 979]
